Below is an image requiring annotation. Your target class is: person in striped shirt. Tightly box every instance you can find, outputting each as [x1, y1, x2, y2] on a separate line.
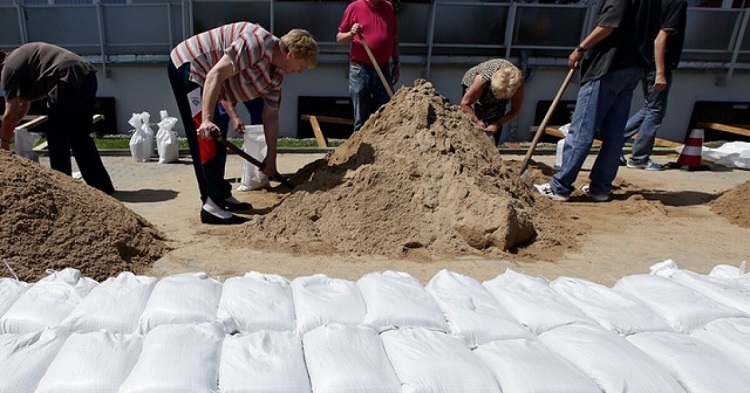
[168, 23, 318, 225]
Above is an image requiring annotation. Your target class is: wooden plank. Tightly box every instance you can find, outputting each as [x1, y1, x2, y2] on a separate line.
[300, 114, 354, 125]
[697, 122, 750, 138]
[530, 125, 681, 148]
[16, 115, 48, 130]
[30, 114, 105, 152]
[308, 115, 328, 148]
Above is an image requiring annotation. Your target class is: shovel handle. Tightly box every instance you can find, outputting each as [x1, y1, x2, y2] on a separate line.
[213, 133, 294, 189]
[520, 67, 576, 176]
[358, 32, 394, 98]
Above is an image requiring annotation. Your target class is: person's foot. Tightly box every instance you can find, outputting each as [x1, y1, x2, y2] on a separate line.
[200, 209, 248, 225]
[626, 158, 647, 169]
[224, 196, 253, 211]
[619, 154, 627, 166]
[644, 160, 666, 171]
[580, 184, 610, 202]
[533, 183, 570, 202]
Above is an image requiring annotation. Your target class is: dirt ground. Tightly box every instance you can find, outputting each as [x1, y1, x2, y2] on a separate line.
[95, 148, 750, 287]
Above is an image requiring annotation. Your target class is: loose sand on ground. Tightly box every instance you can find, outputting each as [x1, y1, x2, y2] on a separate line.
[1, 80, 750, 284]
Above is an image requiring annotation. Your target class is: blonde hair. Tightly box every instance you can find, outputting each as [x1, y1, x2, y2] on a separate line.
[490, 66, 522, 100]
[280, 28, 319, 69]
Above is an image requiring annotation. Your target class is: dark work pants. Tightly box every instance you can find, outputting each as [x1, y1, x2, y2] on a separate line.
[46, 73, 114, 194]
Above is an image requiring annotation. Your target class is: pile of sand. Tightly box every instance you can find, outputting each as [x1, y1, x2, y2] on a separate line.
[710, 180, 750, 229]
[242, 80, 575, 260]
[0, 151, 168, 282]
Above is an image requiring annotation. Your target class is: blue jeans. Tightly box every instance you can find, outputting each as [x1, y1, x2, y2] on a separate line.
[349, 62, 392, 131]
[551, 67, 644, 196]
[623, 68, 672, 163]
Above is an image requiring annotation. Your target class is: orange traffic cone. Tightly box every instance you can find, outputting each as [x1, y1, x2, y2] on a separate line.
[669, 128, 710, 171]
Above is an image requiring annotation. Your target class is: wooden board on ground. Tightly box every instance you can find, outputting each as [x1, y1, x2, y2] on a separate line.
[300, 114, 355, 148]
[530, 125, 681, 148]
[697, 122, 750, 139]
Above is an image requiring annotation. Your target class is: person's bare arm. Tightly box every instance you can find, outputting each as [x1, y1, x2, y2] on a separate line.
[460, 75, 486, 129]
[568, 26, 615, 69]
[260, 102, 279, 178]
[391, 35, 400, 84]
[198, 55, 235, 139]
[0, 98, 30, 150]
[653, 29, 670, 93]
[220, 99, 245, 134]
[337, 23, 361, 44]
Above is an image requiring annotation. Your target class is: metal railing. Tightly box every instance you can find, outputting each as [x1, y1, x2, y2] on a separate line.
[0, 0, 748, 81]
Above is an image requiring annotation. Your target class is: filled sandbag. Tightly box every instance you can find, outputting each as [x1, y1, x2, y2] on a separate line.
[628, 330, 750, 392]
[538, 324, 685, 393]
[613, 274, 744, 333]
[0, 268, 97, 334]
[550, 276, 673, 335]
[119, 323, 224, 393]
[303, 324, 400, 393]
[237, 125, 269, 191]
[291, 274, 366, 335]
[0, 326, 70, 393]
[358, 270, 447, 333]
[483, 269, 593, 334]
[380, 327, 500, 392]
[690, 317, 750, 370]
[425, 270, 532, 347]
[137, 272, 222, 334]
[62, 272, 156, 333]
[474, 338, 600, 393]
[35, 331, 142, 393]
[217, 272, 295, 334]
[219, 330, 310, 393]
[0, 278, 30, 318]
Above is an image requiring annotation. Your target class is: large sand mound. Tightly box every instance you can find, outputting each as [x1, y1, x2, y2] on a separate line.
[0, 151, 168, 282]
[710, 180, 750, 229]
[243, 80, 573, 260]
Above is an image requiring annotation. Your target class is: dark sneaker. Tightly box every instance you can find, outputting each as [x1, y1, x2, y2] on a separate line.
[580, 184, 609, 202]
[619, 154, 627, 166]
[533, 183, 570, 202]
[645, 160, 666, 171]
[626, 158, 647, 169]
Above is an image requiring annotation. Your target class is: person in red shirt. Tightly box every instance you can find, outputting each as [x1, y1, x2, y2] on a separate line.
[337, 0, 400, 132]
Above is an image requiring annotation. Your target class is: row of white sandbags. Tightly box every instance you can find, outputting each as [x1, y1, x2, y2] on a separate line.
[3, 319, 750, 393]
[1, 264, 749, 342]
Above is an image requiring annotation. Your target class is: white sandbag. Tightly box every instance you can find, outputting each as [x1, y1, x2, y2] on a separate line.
[119, 323, 224, 393]
[237, 125, 269, 191]
[358, 270, 447, 333]
[0, 326, 70, 393]
[219, 330, 310, 393]
[0, 278, 30, 318]
[217, 272, 295, 333]
[156, 110, 179, 164]
[35, 331, 142, 393]
[708, 261, 746, 279]
[380, 327, 500, 392]
[550, 276, 673, 335]
[653, 263, 750, 314]
[303, 324, 400, 393]
[483, 269, 593, 334]
[137, 272, 222, 334]
[128, 112, 154, 162]
[474, 338, 600, 393]
[628, 331, 750, 392]
[0, 268, 97, 334]
[62, 272, 156, 333]
[690, 317, 750, 370]
[613, 274, 745, 333]
[538, 324, 684, 393]
[701, 141, 750, 169]
[291, 274, 366, 335]
[425, 270, 532, 347]
[13, 127, 41, 162]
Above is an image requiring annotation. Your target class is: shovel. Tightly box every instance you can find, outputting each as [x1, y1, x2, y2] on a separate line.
[212, 131, 295, 189]
[358, 32, 394, 98]
[519, 67, 575, 180]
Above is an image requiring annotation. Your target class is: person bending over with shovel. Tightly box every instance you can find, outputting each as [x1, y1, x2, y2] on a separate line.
[460, 58, 524, 146]
[168, 23, 318, 225]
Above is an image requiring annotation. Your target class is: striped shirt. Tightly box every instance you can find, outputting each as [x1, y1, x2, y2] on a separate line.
[170, 22, 283, 107]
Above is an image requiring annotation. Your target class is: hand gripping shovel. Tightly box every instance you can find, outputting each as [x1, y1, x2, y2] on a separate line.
[519, 68, 575, 180]
[212, 132, 295, 190]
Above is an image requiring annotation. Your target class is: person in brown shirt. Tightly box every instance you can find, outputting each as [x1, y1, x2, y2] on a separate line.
[0, 42, 114, 194]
